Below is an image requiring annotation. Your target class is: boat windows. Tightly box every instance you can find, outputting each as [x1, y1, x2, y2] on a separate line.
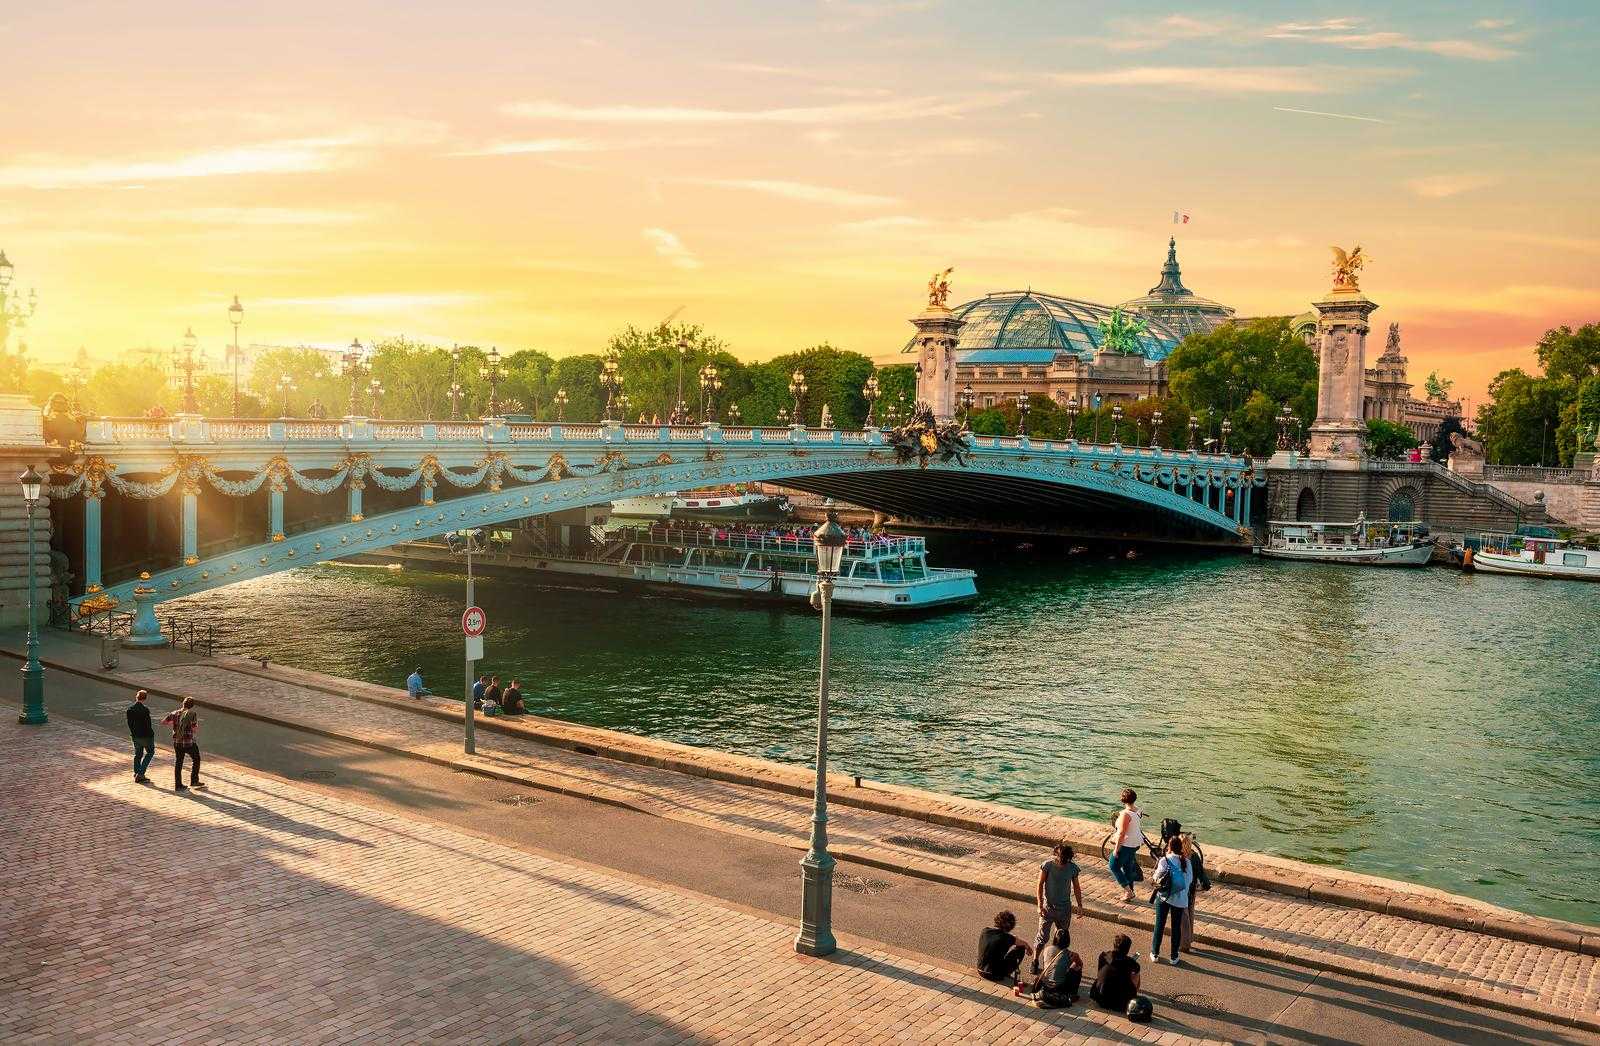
[1564, 552, 1588, 567]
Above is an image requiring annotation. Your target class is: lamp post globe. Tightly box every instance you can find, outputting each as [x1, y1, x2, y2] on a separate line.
[1112, 403, 1123, 445]
[18, 465, 46, 724]
[0, 250, 12, 289]
[1017, 390, 1030, 437]
[796, 506, 846, 957]
[1221, 418, 1233, 454]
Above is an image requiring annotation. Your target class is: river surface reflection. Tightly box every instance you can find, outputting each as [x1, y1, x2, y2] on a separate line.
[166, 539, 1600, 924]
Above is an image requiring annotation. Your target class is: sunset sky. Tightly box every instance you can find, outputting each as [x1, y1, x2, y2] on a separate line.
[3, 1, 1598, 410]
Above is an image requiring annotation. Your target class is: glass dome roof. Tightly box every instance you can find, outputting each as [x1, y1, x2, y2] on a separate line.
[905, 289, 1185, 363]
[1117, 238, 1235, 340]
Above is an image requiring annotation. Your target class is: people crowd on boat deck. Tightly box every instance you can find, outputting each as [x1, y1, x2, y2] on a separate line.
[641, 520, 899, 548]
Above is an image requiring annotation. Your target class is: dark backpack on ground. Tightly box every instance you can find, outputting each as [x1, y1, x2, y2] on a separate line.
[1127, 995, 1153, 1023]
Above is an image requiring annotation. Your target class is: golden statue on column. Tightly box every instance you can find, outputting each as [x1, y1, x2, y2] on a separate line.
[1328, 245, 1366, 294]
[926, 267, 954, 310]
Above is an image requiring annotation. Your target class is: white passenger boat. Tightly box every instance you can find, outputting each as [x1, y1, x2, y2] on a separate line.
[610, 487, 792, 523]
[1255, 517, 1435, 567]
[1465, 535, 1600, 582]
[609, 494, 675, 520]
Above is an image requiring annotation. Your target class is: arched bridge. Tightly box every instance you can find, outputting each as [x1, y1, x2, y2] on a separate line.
[54, 415, 1263, 640]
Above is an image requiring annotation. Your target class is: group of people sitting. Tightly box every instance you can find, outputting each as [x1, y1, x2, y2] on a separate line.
[472, 673, 525, 716]
[979, 914, 1143, 1015]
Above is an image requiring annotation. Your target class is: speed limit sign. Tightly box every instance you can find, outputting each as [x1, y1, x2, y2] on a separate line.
[462, 606, 486, 637]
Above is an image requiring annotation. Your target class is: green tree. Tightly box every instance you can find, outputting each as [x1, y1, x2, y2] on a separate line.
[1476, 368, 1569, 465]
[758, 345, 875, 427]
[874, 363, 917, 423]
[1555, 374, 1600, 465]
[249, 348, 344, 416]
[82, 360, 174, 417]
[1365, 418, 1419, 460]
[550, 354, 604, 422]
[1165, 317, 1317, 457]
[1535, 324, 1600, 385]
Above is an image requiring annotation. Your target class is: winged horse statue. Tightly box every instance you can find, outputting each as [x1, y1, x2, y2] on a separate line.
[1330, 245, 1366, 291]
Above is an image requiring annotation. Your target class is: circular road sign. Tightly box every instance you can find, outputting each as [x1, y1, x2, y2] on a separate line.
[462, 606, 487, 637]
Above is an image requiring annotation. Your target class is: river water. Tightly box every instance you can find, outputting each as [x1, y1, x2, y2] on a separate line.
[165, 541, 1600, 924]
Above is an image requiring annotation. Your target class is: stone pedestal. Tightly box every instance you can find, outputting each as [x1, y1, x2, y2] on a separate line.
[909, 305, 964, 423]
[1307, 290, 1378, 460]
[0, 395, 54, 630]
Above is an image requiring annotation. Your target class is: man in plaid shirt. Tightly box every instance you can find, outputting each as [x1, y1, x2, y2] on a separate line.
[162, 698, 205, 792]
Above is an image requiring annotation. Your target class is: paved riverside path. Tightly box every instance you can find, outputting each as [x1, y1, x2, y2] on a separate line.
[4, 716, 1227, 1045]
[8, 632, 1600, 1037]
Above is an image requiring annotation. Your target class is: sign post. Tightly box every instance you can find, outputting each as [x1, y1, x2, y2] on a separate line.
[462, 565, 484, 755]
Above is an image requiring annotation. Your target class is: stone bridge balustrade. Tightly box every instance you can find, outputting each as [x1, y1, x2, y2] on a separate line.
[55, 417, 1264, 645]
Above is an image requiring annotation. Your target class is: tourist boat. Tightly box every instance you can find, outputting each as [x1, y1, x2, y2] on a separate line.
[1255, 517, 1435, 566]
[610, 488, 792, 524]
[1464, 534, 1600, 582]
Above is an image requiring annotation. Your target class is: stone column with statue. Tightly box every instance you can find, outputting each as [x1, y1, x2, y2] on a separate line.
[908, 268, 963, 423]
[1308, 246, 1378, 462]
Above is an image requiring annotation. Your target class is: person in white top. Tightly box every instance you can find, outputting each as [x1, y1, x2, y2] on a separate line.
[1107, 788, 1144, 903]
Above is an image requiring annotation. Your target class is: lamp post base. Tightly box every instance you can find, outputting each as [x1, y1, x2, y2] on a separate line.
[19, 665, 47, 724]
[794, 849, 837, 957]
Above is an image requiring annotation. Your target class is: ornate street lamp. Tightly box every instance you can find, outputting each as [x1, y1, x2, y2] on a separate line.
[1221, 418, 1233, 454]
[1066, 395, 1080, 441]
[600, 349, 622, 422]
[1017, 390, 1030, 437]
[1189, 414, 1199, 451]
[554, 388, 568, 422]
[1276, 404, 1295, 451]
[0, 248, 39, 353]
[789, 369, 808, 426]
[728, 403, 742, 424]
[674, 336, 689, 424]
[617, 392, 633, 421]
[1151, 410, 1164, 450]
[277, 374, 296, 417]
[227, 295, 244, 416]
[699, 362, 721, 424]
[479, 346, 503, 418]
[778, 406, 790, 425]
[175, 327, 201, 414]
[1091, 396, 1103, 444]
[342, 339, 366, 416]
[863, 374, 881, 427]
[17, 466, 46, 725]
[448, 345, 463, 420]
[959, 384, 976, 429]
[367, 378, 384, 419]
[796, 505, 847, 957]
[1111, 403, 1124, 445]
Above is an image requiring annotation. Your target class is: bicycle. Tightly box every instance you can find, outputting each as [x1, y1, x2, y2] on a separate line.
[1099, 818, 1204, 865]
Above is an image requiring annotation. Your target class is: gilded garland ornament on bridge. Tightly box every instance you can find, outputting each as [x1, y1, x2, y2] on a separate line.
[887, 403, 968, 468]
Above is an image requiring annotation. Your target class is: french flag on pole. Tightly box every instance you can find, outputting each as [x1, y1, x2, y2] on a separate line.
[1172, 211, 1190, 224]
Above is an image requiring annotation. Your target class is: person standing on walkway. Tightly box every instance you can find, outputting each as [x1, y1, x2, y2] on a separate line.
[1148, 834, 1193, 966]
[126, 689, 155, 783]
[1108, 788, 1144, 902]
[1032, 842, 1084, 972]
[406, 667, 431, 700]
[161, 698, 204, 792]
[1159, 821, 1211, 953]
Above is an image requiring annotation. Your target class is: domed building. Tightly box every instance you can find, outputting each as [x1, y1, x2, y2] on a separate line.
[1117, 238, 1235, 338]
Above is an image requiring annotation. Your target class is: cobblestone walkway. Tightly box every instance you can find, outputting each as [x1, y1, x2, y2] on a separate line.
[2, 718, 1222, 1045]
[121, 658, 1600, 1029]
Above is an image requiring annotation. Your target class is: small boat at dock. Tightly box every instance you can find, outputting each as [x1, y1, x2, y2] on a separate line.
[1464, 534, 1600, 582]
[1255, 516, 1435, 567]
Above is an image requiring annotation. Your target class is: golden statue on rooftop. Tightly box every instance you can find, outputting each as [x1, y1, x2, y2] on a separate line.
[1329, 245, 1366, 292]
[927, 267, 954, 309]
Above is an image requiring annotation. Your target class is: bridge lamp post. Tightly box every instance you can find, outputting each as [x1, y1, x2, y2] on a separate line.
[1189, 414, 1199, 451]
[699, 363, 719, 424]
[277, 374, 296, 418]
[863, 375, 880, 427]
[0, 249, 39, 353]
[1111, 403, 1123, 445]
[480, 346, 503, 417]
[68, 355, 87, 414]
[342, 339, 366, 416]
[1134, 419, 1144, 449]
[789, 370, 808, 426]
[1016, 391, 1030, 437]
[227, 295, 244, 417]
[675, 336, 689, 424]
[617, 392, 633, 422]
[600, 350, 622, 423]
[1065, 396, 1079, 441]
[960, 384, 976, 430]
[448, 346, 462, 420]
[1276, 405, 1292, 451]
[728, 403, 741, 425]
[554, 388, 568, 422]
[796, 506, 847, 957]
[1221, 418, 1233, 455]
[17, 466, 46, 725]
[1151, 410, 1163, 451]
[367, 378, 384, 419]
[777, 406, 790, 425]
[174, 328, 202, 414]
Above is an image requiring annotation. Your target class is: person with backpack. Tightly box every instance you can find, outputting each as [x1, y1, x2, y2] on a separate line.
[1089, 933, 1141, 1012]
[1021, 926, 1082, 1007]
[1032, 842, 1084, 973]
[1160, 821, 1212, 953]
[1107, 788, 1144, 902]
[126, 689, 156, 783]
[161, 698, 204, 792]
[1148, 834, 1194, 965]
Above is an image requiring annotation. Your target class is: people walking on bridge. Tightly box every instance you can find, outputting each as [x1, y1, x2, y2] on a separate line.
[161, 698, 203, 792]
[976, 911, 1032, 985]
[1108, 788, 1144, 902]
[126, 689, 155, 783]
[1032, 842, 1084, 973]
[1148, 834, 1193, 966]
[406, 667, 431, 701]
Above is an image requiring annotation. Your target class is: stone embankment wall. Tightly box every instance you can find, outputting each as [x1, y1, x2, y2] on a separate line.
[1268, 459, 1544, 535]
[0, 395, 54, 629]
[1484, 478, 1600, 528]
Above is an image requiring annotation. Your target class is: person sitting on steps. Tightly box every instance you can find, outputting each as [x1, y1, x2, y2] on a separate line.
[977, 911, 1032, 985]
[1020, 926, 1082, 1008]
[1090, 933, 1141, 1013]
